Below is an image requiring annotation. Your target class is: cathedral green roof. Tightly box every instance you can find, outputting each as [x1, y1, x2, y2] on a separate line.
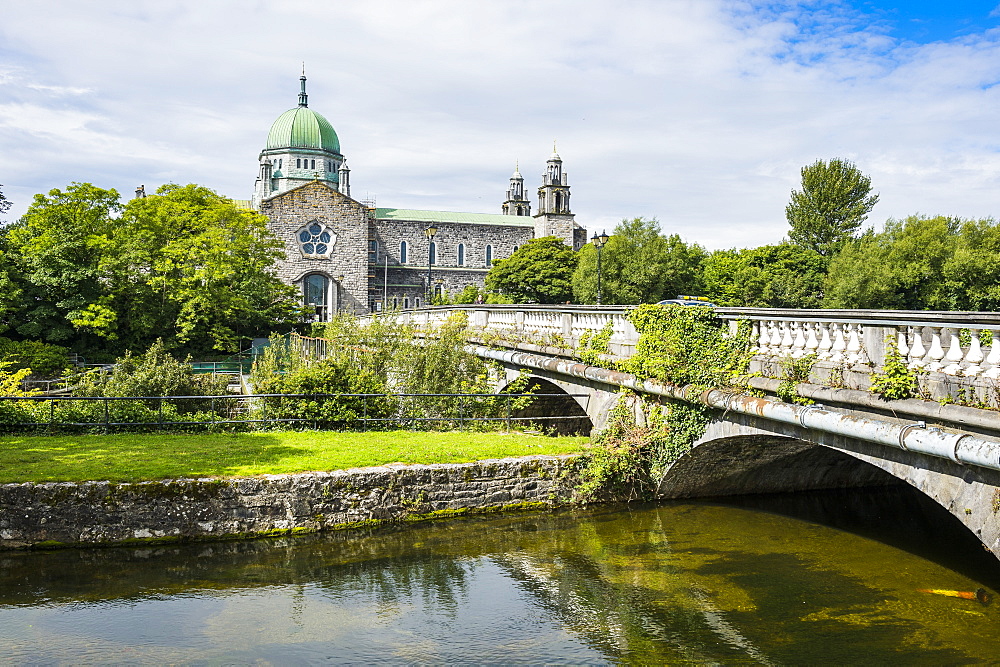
[266, 106, 341, 153]
[375, 208, 534, 227]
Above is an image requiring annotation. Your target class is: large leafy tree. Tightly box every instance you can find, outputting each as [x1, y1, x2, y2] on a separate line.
[6, 182, 300, 356]
[485, 236, 578, 303]
[0, 185, 22, 335]
[702, 243, 826, 308]
[6, 182, 122, 346]
[572, 218, 705, 305]
[113, 184, 300, 353]
[786, 158, 879, 256]
[824, 215, 1000, 311]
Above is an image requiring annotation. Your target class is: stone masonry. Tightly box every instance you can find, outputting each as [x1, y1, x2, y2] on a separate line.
[0, 456, 579, 549]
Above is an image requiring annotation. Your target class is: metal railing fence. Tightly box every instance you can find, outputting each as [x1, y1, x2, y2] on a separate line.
[0, 392, 588, 434]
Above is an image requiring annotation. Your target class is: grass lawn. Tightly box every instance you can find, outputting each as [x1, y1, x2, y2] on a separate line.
[0, 430, 589, 484]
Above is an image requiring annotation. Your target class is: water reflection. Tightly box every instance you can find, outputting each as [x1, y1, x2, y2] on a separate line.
[1, 485, 999, 663]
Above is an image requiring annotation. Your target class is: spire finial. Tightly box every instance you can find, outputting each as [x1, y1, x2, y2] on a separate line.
[298, 65, 308, 107]
[553, 139, 557, 153]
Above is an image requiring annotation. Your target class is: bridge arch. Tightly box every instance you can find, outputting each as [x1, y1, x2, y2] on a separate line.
[497, 376, 592, 435]
[659, 416, 1000, 562]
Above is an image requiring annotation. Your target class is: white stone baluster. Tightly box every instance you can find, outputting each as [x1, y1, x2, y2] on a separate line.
[830, 323, 847, 363]
[895, 327, 908, 360]
[845, 323, 864, 365]
[769, 321, 783, 356]
[804, 322, 820, 357]
[941, 329, 966, 375]
[780, 322, 794, 357]
[908, 326, 927, 368]
[962, 329, 985, 377]
[983, 330, 1000, 379]
[924, 327, 946, 372]
[817, 323, 833, 360]
[791, 322, 807, 358]
[757, 321, 770, 354]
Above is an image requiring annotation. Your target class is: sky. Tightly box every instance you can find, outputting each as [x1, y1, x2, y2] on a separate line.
[3, 0, 1000, 250]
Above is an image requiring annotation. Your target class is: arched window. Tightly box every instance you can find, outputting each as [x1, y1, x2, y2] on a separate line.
[429, 242, 437, 265]
[415, 297, 421, 308]
[311, 159, 316, 170]
[296, 158, 301, 168]
[392, 297, 399, 309]
[485, 245, 493, 267]
[303, 274, 330, 322]
[400, 240, 408, 264]
[457, 243, 465, 266]
[279, 159, 282, 169]
[403, 297, 409, 309]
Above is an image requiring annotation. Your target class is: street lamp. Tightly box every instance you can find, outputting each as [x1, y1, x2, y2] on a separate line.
[591, 230, 610, 305]
[424, 225, 438, 305]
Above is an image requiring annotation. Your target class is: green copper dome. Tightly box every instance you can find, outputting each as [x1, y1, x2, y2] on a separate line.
[266, 106, 341, 153]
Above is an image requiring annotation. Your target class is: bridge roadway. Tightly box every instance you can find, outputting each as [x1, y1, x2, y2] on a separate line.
[361, 304, 1000, 561]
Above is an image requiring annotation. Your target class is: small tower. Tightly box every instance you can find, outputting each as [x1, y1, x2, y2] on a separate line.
[533, 144, 583, 249]
[502, 162, 531, 216]
[338, 160, 351, 197]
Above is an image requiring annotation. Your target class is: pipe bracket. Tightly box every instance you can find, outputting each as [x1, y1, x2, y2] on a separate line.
[898, 421, 927, 451]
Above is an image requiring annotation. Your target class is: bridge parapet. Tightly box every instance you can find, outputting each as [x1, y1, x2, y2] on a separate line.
[359, 305, 1000, 406]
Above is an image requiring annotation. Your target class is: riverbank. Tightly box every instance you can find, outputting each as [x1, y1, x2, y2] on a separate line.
[0, 455, 581, 550]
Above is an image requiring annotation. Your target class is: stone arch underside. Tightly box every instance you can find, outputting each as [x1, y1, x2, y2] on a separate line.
[500, 376, 592, 436]
[495, 364, 624, 435]
[660, 411, 1000, 562]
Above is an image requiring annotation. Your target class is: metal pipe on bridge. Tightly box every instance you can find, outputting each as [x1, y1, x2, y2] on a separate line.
[471, 344, 1000, 473]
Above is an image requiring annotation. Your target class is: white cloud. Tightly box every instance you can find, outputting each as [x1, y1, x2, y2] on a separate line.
[1, 1, 999, 249]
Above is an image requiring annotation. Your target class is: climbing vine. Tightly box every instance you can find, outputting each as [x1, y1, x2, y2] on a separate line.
[776, 354, 816, 405]
[870, 335, 918, 401]
[573, 305, 757, 501]
[624, 304, 755, 392]
[575, 321, 614, 367]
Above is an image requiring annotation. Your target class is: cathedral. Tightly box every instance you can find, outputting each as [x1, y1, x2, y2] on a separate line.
[250, 74, 587, 317]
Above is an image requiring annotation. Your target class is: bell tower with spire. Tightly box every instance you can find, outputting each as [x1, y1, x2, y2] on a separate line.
[502, 162, 531, 216]
[533, 144, 584, 249]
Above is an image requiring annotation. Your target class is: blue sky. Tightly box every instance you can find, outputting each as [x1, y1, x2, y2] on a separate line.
[2, 1, 1000, 249]
[846, 1, 1000, 42]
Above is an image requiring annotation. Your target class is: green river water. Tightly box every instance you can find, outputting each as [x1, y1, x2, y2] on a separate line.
[1, 486, 999, 664]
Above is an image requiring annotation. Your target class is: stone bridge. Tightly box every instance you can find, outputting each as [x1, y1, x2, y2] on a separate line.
[360, 304, 1000, 560]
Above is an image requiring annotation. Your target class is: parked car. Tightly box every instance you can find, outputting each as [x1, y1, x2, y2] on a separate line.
[656, 295, 717, 307]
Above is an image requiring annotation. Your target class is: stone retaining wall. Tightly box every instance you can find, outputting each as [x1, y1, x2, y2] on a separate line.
[0, 455, 579, 549]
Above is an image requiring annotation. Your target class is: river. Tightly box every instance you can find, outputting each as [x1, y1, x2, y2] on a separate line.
[1, 485, 998, 664]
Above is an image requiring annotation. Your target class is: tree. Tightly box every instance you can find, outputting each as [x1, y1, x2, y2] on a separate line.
[6, 182, 123, 346]
[113, 183, 300, 353]
[0, 184, 10, 219]
[786, 158, 879, 256]
[702, 243, 826, 308]
[572, 218, 705, 305]
[5, 182, 300, 356]
[824, 214, 1000, 311]
[485, 236, 577, 303]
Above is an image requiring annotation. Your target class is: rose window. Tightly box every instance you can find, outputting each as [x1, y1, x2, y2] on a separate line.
[297, 222, 335, 258]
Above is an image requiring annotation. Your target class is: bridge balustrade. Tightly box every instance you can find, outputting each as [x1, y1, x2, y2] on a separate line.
[361, 305, 1000, 404]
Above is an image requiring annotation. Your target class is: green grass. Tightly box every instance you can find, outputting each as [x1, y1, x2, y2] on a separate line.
[0, 430, 588, 483]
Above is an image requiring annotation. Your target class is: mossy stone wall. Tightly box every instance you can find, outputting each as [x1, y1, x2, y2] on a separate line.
[0, 455, 578, 549]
